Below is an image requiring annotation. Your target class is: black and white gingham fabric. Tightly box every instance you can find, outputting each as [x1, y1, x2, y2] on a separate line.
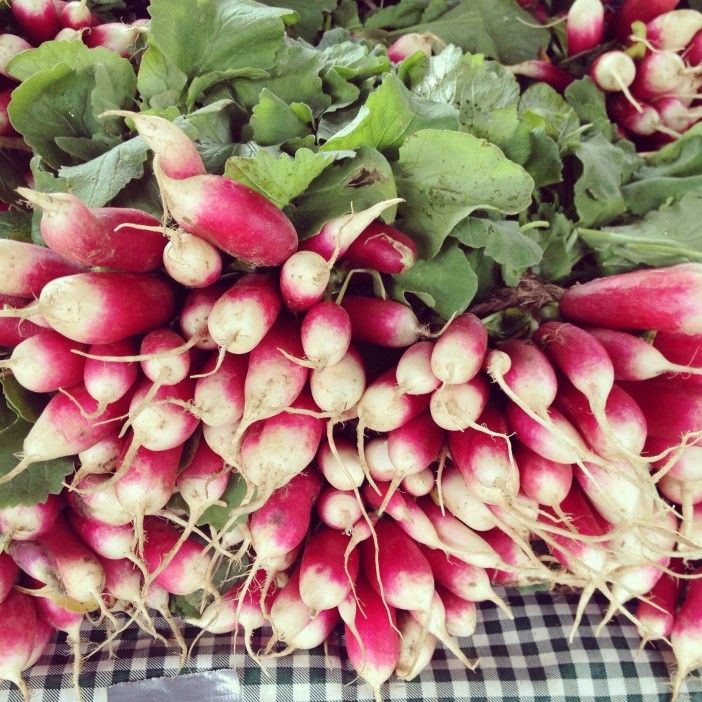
[2, 589, 700, 702]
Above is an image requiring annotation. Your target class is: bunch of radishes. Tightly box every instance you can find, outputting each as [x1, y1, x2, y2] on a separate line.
[1, 112, 702, 702]
[0, 0, 144, 138]
[508, 0, 702, 144]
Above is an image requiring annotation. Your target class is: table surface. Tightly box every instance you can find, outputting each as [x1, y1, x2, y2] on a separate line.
[2, 589, 701, 702]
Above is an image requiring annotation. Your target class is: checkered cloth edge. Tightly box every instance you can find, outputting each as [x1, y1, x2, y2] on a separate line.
[3, 590, 701, 702]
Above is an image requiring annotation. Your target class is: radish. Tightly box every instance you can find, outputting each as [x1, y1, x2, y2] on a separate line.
[621, 379, 702, 441]
[202, 420, 239, 460]
[636, 564, 681, 646]
[66, 474, 132, 527]
[631, 51, 687, 101]
[60, 0, 92, 29]
[318, 436, 365, 491]
[0, 589, 38, 700]
[0, 295, 42, 347]
[0, 495, 63, 542]
[566, 0, 604, 56]
[654, 97, 701, 133]
[309, 345, 365, 415]
[68, 510, 134, 561]
[76, 434, 123, 479]
[0, 329, 86, 393]
[84, 22, 142, 57]
[646, 436, 702, 482]
[395, 612, 437, 681]
[32, 589, 85, 693]
[300, 199, 403, 263]
[448, 407, 519, 506]
[0, 553, 18, 603]
[686, 29, 702, 65]
[138, 329, 191, 391]
[610, 94, 682, 137]
[439, 463, 498, 532]
[429, 374, 489, 431]
[0, 272, 176, 345]
[402, 469, 434, 497]
[0, 240, 84, 297]
[35, 515, 106, 605]
[115, 444, 182, 553]
[410, 592, 478, 669]
[646, 9, 702, 51]
[179, 283, 229, 351]
[147, 158, 298, 266]
[387, 32, 433, 63]
[239, 390, 323, 498]
[342, 296, 422, 348]
[316, 486, 362, 532]
[384, 410, 444, 500]
[431, 313, 487, 385]
[555, 381, 648, 460]
[357, 368, 429, 432]
[516, 445, 573, 509]
[7, 540, 62, 594]
[142, 516, 214, 597]
[653, 330, 702, 386]
[419, 544, 511, 614]
[534, 321, 615, 435]
[506, 60, 575, 91]
[614, 0, 680, 40]
[437, 585, 477, 638]
[82, 339, 138, 417]
[484, 340, 558, 418]
[365, 437, 396, 483]
[396, 341, 440, 395]
[361, 517, 435, 612]
[343, 221, 417, 274]
[0, 34, 32, 78]
[104, 112, 205, 180]
[269, 567, 315, 646]
[11, 0, 60, 43]
[163, 230, 222, 288]
[279, 250, 331, 312]
[300, 526, 359, 614]
[341, 578, 401, 702]
[0, 91, 14, 137]
[187, 572, 277, 659]
[25, 617, 53, 672]
[590, 51, 641, 110]
[17, 189, 166, 272]
[589, 328, 702, 382]
[560, 264, 702, 334]
[274, 607, 339, 654]
[0, 384, 130, 486]
[299, 301, 351, 369]
[54, 27, 82, 40]
[207, 274, 281, 357]
[192, 352, 247, 427]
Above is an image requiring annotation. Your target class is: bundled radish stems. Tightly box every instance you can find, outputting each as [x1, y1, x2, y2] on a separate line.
[2, 113, 702, 702]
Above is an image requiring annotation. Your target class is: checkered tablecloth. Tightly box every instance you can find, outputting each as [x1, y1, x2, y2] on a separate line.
[2, 589, 700, 702]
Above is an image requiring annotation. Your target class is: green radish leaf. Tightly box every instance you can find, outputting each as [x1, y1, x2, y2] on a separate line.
[1, 376, 46, 423]
[0, 418, 74, 508]
[249, 90, 313, 146]
[482, 220, 543, 287]
[196, 473, 250, 531]
[518, 83, 581, 151]
[56, 137, 149, 208]
[224, 147, 348, 209]
[0, 210, 33, 244]
[290, 147, 398, 237]
[578, 193, 702, 274]
[564, 77, 614, 141]
[321, 73, 458, 152]
[391, 240, 478, 318]
[0, 149, 32, 207]
[258, 0, 336, 41]
[392, 129, 534, 258]
[137, 43, 189, 110]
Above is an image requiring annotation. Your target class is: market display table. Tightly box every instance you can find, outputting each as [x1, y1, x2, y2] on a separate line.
[1, 590, 695, 702]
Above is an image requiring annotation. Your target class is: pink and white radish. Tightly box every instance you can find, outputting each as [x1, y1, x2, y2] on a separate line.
[82, 339, 138, 417]
[162, 230, 222, 288]
[636, 563, 681, 646]
[402, 468, 434, 497]
[0, 295, 42, 348]
[11, 0, 60, 43]
[394, 612, 437, 681]
[559, 263, 702, 334]
[17, 189, 166, 272]
[439, 463, 498, 532]
[0, 240, 84, 297]
[68, 510, 134, 561]
[0, 34, 32, 78]
[0, 329, 86, 393]
[387, 33, 433, 63]
[516, 444, 573, 510]
[300, 526, 359, 614]
[342, 296, 422, 348]
[429, 374, 490, 431]
[567, 0, 605, 56]
[590, 51, 641, 110]
[60, 0, 93, 29]
[192, 352, 247, 427]
[66, 474, 132, 527]
[344, 220, 417, 274]
[396, 341, 440, 395]
[646, 9, 702, 51]
[299, 301, 351, 369]
[84, 22, 142, 58]
[506, 60, 575, 91]
[0, 553, 18, 604]
[318, 436, 365, 491]
[179, 283, 229, 351]
[0, 589, 38, 700]
[316, 486, 362, 532]
[0, 272, 176, 345]
[437, 585, 477, 638]
[614, 0, 681, 40]
[309, 345, 365, 415]
[431, 313, 487, 385]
